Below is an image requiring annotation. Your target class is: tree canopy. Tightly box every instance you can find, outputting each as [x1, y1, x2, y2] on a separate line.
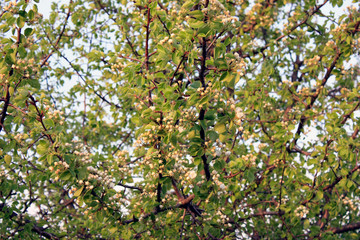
[1, 0, 360, 239]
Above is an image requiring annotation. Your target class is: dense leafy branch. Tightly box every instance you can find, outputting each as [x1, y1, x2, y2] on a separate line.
[1, 0, 360, 239]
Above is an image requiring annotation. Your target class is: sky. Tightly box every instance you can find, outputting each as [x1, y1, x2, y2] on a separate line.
[37, 0, 54, 19]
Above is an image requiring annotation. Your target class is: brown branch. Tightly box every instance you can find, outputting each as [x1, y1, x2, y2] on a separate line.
[41, 0, 73, 67]
[144, 5, 151, 71]
[292, 49, 341, 146]
[179, 209, 186, 240]
[117, 182, 143, 193]
[93, 91, 122, 109]
[171, 178, 184, 201]
[206, 30, 225, 52]
[340, 100, 360, 125]
[239, 0, 329, 58]
[112, 132, 132, 156]
[323, 165, 360, 192]
[49, 46, 120, 110]
[198, 1, 211, 182]
[157, 14, 171, 36]
[227, 210, 285, 223]
[180, 195, 195, 205]
[118, 54, 142, 63]
[291, 146, 312, 156]
[0, 85, 10, 133]
[326, 221, 360, 234]
[0, 203, 60, 240]
[224, 171, 242, 179]
[170, 52, 189, 85]
[28, 95, 54, 144]
[351, 127, 359, 139]
[125, 35, 140, 57]
[0, 26, 24, 132]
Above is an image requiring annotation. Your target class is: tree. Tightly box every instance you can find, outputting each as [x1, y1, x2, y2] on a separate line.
[1, 0, 360, 238]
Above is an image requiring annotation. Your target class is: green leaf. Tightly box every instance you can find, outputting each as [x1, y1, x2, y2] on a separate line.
[207, 131, 218, 142]
[5, 51, 16, 64]
[37, 140, 49, 155]
[245, 170, 255, 182]
[190, 81, 201, 89]
[204, 110, 216, 120]
[18, 46, 27, 58]
[304, 219, 310, 229]
[47, 154, 53, 165]
[188, 20, 205, 29]
[16, 17, 25, 28]
[28, 10, 35, 20]
[60, 171, 72, 180]
[131, 116, 140, 125]
[24, 28, 33, 37]
[44, 119, 55, 128]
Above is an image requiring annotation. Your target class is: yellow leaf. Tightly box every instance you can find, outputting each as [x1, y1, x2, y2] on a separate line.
[214, 123, 226, 134]
[74, 186, 84, 197]
[219, 134, 227, 142]
[187, 130, 195, 139]
[8, 86, 14, 96]
[4, 154, 11, 165]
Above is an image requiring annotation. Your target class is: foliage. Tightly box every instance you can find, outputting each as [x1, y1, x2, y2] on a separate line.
[1, 0, 360, 239]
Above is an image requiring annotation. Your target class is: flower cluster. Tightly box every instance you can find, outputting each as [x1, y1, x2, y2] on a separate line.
[342, 195, 358, 211]
[8, 58, 37, 79]
[208, 0, 226, 11]
[351, 37, 360, 50]
[134, 130, 157, 147]
[115, 150, 129, 164]
[212, 169, 227, 191]
[71, 141, 92, 164]
[109, 192, 127, 203]
[0, 168, 5, 178]
[54, 161, 69, 169]
[47, 109, 64, 120]
[14, 133, 28, 143]
[110, 60, 125, 72]
[159, 36, 170, 45]
[304, 55, 320, 67]
[182, 108, 198, 121]
[215, 208, 230, 224]
[50, 161, 70, 181]
[234, 107, 244, 127]
[220, 15, 238, 24]
[186, 170, 197, 180]
[258, 143, 267, 150]
[279, 79, 294, 87]
[200, 0, 238, 26]
[231, 52, 246, 74]
[331, 23, 348, 34]
[196, 83, 212, 97]
[294, 205, 309, 218]
[3, 1, 16, 11]
[326, 40, 335, 48]
[240, 153, 257, 166]
[87, 166, 115, 188]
